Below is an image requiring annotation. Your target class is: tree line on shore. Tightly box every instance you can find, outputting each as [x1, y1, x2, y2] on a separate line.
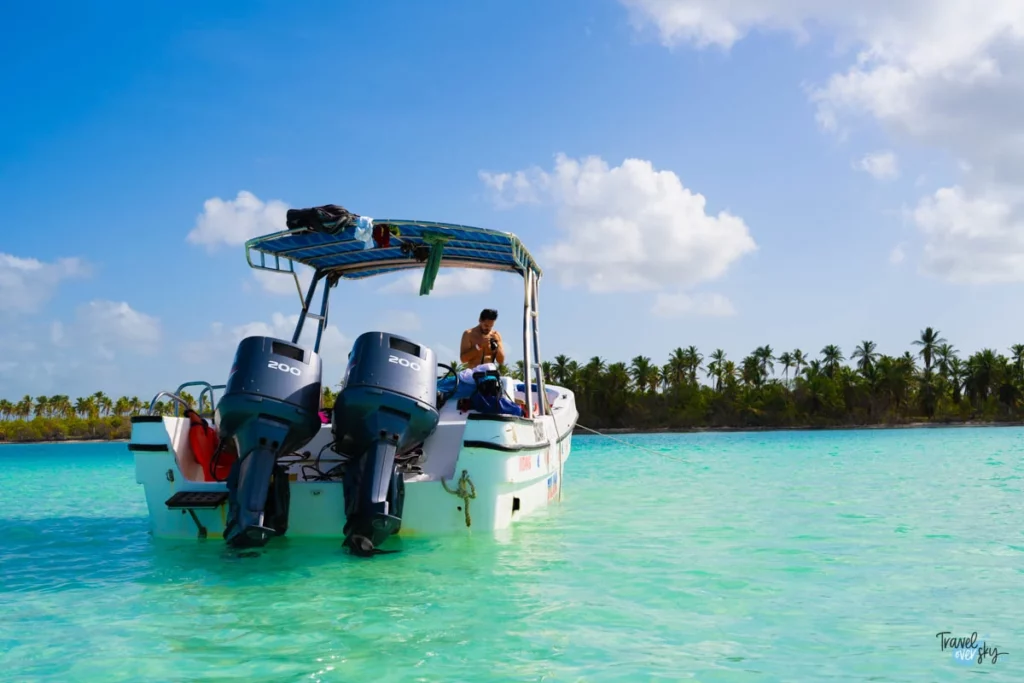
[2, 327, 1023, 443]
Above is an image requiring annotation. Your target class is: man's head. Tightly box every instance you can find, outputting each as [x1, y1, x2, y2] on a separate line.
[478, 308, 498, 334]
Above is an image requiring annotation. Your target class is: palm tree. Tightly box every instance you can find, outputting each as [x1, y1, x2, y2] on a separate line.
[629, 356, 656, 394]
[913, 327, 946, 375]
[792, 349, 807, 378]
[741, 354, 763, 387]
[664, 348, 687, 390]
[1010, 344, 1024, 383]
[935, 343, 958, 378]
[851, 340, 879, 375]
[820, 345, 844, 379]
[754, 345, 774, 379]
[777, 351, 794, 385]
[552, 354, 571, 386]
[683, 345, 703, 384]
[706, 349, 727, 391]
[565, 360, 580, 389]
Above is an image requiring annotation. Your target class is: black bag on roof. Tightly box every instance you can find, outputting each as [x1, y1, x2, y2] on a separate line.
[285, 204, 359, 235]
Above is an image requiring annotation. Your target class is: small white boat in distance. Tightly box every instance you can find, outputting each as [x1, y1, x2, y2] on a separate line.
[130, 205, 578, 556]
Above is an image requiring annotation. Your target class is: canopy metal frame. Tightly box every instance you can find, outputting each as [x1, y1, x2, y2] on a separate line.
[244, 217, 548, 416]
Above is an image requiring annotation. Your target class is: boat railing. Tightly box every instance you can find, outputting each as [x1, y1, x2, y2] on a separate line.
[146, 381, 225, 418]
[147, 391, 190, 417]
[176, 381, 225, 417]
[246, 248, 304, 303]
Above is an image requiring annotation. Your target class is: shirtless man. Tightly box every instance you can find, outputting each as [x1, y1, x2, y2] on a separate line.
[460, 308, 505, 367]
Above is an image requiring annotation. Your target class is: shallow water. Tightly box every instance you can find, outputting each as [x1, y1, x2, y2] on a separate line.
[1, 428, 1022, 681]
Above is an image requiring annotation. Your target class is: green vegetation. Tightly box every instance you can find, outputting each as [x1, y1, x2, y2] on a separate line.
[3, 328, 1024, 443]
[517, 327, 1024, 431]
[0, 392, 196, 444]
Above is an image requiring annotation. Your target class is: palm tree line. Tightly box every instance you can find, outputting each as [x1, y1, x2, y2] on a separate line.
[0, 391, 202, 443]
[2, 327, 1023, 441]
[447, 327, 1024, 430]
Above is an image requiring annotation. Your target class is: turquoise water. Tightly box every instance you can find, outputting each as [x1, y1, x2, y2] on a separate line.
[1, 428, 1022, 681]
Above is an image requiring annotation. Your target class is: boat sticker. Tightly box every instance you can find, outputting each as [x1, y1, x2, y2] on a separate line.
[535, 453, 541, 469]
[546, 471, 559, 501]
[518, 455, 532, 472]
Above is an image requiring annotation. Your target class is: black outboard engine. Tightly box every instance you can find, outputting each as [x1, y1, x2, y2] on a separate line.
[215, 336, 323, 549]
[333, 332, 440, 556]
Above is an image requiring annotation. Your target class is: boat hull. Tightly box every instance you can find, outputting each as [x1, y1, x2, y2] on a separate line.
[131, 388, 576, 542]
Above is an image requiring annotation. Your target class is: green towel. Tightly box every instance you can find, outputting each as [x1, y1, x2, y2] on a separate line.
[419, 233, 451, 295]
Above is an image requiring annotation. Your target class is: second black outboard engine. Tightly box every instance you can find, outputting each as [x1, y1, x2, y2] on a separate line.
[333, 332, 440, 556]
[215, 336, 323, 549]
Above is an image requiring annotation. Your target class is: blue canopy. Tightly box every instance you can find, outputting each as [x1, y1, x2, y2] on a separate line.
[245, 218, 542, 284]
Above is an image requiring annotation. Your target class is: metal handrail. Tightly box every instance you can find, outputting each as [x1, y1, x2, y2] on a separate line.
[175, 381, 224, 417]
[147, 391, 191, 417]
[146, 381, 225, 417]
[199, 384, 225, 417]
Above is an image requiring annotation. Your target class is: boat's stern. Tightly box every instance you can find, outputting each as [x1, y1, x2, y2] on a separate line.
[131, 414, 351, 541]
[129, 414, 230, 539]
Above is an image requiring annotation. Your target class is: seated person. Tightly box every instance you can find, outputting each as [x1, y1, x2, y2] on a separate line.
[460, 308, 505, 367]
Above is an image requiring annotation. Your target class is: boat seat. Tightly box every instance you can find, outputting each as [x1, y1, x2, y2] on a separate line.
[513, 382, 560, 416]
[168, 417, 207, 482]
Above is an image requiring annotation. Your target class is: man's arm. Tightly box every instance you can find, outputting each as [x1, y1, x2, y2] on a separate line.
[493, 331, 506, 365]
[459, 330, 477, 366]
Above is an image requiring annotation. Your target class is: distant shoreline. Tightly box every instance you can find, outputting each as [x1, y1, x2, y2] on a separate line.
[572, 420, 1024, 436]
[0, 438, 130, 446]
[3, 421, 1023, 446]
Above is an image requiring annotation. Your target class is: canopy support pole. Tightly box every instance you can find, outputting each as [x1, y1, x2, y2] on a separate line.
[292, 271, 327, 348]
[522, 269, 534, 417]
[530, 273, 545, 416]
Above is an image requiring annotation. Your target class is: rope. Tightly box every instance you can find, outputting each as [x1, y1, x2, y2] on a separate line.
[441, 469, 477, 527]
[575, 423, 691, 464]
[542, 392, 564, 503]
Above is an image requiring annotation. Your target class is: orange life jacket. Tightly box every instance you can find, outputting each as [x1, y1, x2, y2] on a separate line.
[185, 409, 237, 482]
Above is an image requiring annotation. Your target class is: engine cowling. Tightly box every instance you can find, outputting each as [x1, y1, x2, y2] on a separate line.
[333, 331, 440, 555]
[215, 336, 323, 548]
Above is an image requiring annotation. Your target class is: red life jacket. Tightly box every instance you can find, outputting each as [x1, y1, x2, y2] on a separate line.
[185, 409, 237, 482]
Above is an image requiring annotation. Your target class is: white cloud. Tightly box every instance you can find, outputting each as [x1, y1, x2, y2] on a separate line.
[0, 300, 162, 399]
[248, 266, 315, 298]
[0, 253, 90, 315]
[182, 312, 350, 388]
[375, 310, 422, 334]
[185, 190, 317, 295]
[380, 268, 495, 296]
[74, 300, 162, 360]
[480, 153, 757, 293]
[184, 312, 347, 359]
[478, 170, 545, 209]
[186, 190, 289, 251]
[0, 321, 58, 396]
[889, 244, 906, 265]
[621, 0, 810, 49]
[619, 0, 1024, 283]
[856, 151, 899, 180]
[651, 291, 736, 318]
[910, 185, 1024, 282]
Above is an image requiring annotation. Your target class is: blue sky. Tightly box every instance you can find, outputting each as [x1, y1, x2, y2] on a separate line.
[2, 0, 1022, 400]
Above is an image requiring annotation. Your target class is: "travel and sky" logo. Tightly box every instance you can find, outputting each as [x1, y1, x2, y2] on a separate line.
[936, 631, 1007, 665]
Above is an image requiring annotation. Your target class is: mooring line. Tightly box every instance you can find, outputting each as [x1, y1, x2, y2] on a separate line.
[575, 423, 691, 464]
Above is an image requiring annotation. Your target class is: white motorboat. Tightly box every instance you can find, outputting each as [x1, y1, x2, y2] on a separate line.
[129, 204, 578, 556]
